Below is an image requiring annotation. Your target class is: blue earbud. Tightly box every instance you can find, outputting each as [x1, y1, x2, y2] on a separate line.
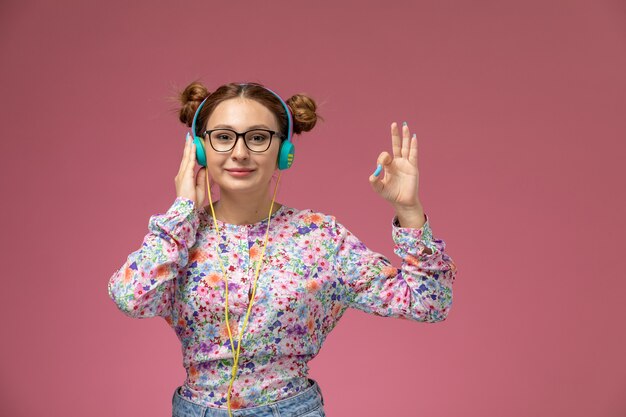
[189, 84, 295, 170]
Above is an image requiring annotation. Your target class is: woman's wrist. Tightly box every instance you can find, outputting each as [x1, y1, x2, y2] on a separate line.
[394, 202, 426, 229]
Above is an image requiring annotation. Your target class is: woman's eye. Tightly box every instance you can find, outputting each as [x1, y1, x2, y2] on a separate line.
[216, 134, 232, 141]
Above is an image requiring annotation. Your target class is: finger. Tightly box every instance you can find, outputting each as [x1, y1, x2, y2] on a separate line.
[408, 133, 418, 166]
[372, 164, 383, 178]
[391, 122, 401, 158]
[369, 171, 385, 194]
[186, 140, 197, 173]
[371, 151, 392, 183]
[196, 167, 207, 202]
[178, 133, 191, 174]
[376, 151, 393, 167]
[196, 166, 206, 187]
[401, 122, 410, 159]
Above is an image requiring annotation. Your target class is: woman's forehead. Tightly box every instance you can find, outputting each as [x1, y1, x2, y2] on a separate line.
[207, 98, 278, 129]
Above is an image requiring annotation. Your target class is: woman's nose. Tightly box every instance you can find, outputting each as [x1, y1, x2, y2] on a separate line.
[230, 136, 250, 160]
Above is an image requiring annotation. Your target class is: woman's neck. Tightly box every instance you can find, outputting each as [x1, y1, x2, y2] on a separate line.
[208, 190, 282, 225]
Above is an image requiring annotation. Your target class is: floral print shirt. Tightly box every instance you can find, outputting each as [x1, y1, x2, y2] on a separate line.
[107, 197, 457, 409]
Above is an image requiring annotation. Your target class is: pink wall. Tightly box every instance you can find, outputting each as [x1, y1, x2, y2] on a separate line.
[1, 1, 625, 416]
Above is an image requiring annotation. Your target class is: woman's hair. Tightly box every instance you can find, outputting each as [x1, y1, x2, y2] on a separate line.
[177, 81, 321, 138]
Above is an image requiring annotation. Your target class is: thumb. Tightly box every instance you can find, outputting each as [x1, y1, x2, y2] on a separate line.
[369, 170, 384, 193]
[195, 167, 208, 204]
[368, 151, 392, 192]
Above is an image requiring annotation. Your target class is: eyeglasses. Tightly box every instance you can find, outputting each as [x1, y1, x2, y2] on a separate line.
[202, 128, 282, 153]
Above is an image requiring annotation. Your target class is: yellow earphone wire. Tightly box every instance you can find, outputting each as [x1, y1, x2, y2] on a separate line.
[204, 167, 282, 417]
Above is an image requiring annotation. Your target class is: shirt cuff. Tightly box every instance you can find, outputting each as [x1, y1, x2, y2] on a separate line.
[147, 197, 200, 249]
[172, 196, 196, 214]
[391, 213, 437, 257]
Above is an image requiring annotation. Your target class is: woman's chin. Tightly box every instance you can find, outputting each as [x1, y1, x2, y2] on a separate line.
[218, 178, 260, 193]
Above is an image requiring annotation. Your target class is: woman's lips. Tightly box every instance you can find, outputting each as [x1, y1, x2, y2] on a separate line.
[225, 169, 254, 177]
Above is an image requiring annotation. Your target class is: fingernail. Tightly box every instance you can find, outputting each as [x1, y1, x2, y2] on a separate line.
[412, 133, 416, 139]
[373, 164, 382, 177]
[186, 132, 191, 142]
[402, 121, 407, 126]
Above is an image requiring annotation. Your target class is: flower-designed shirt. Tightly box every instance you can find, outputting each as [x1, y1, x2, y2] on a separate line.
[107, 197, 457, 409]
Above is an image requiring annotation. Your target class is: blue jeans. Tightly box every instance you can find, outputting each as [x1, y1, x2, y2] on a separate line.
[172, 378, 326, 417]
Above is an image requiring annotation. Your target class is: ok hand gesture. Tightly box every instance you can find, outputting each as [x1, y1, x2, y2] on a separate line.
[369, 122, 426, 228]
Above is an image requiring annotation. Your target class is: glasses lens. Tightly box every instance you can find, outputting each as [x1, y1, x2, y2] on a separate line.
[209, 130, 236, 151]
[244, 130, 272, 152]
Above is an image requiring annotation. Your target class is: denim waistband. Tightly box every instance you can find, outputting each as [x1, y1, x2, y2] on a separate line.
[172, 378, 325, 417]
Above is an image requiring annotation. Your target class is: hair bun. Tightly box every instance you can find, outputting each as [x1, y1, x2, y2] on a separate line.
[286, 94, 320, 134]
[178, 82, 210, 127]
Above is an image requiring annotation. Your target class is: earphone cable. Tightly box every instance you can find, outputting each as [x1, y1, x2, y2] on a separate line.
[205, 166, 282, 417]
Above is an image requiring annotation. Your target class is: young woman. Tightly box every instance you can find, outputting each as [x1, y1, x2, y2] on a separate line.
[108, 81, 457, 417]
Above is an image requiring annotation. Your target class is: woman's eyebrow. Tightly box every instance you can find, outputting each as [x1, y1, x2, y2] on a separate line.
[212, 124, 273, 130]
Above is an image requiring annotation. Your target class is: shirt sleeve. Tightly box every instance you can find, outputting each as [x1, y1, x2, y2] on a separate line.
[330, 213, 457, 323]
[107, 197, 199, 319]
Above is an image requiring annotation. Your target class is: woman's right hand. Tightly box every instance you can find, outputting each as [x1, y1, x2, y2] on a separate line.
[175, 133, 207, 208]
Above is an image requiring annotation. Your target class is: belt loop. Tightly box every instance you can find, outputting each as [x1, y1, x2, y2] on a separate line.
[314, 382, 324, 405]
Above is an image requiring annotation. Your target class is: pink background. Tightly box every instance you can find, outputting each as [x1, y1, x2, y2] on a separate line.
[1, 1, 625, 416]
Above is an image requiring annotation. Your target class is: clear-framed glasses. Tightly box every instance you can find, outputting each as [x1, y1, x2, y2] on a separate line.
[202, 128, 282, 153]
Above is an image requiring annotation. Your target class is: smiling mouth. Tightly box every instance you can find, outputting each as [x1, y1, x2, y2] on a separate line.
[225, 169, 255, 177]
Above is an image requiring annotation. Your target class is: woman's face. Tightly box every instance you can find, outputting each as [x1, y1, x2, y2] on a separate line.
[202, 97, 282, 197]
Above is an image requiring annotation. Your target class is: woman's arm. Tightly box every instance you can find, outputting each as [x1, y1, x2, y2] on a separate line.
[330, 214, 457, 323]
[107, 197, 199, 319]
[338, 120, 457, 322]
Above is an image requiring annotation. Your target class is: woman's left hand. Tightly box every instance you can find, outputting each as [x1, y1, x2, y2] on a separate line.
[369, 122, 422, 210]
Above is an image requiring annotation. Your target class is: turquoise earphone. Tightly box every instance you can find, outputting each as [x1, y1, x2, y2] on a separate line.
[189, 83, 295, 170]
